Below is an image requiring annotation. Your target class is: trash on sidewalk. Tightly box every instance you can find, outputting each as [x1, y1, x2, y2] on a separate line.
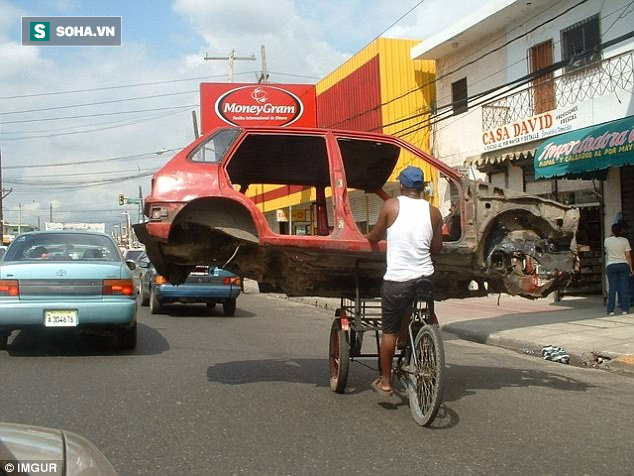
[541, 345, 570, 364]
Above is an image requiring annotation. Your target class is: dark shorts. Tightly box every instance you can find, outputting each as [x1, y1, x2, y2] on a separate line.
[381, 279, 419, 334]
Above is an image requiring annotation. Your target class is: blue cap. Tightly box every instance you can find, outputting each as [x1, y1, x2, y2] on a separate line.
[398, 166, 424, 189]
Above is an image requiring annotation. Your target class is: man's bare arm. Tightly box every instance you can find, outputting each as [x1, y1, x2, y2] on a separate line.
[429, 205, 443, 255]
[365, 199, 396, 243]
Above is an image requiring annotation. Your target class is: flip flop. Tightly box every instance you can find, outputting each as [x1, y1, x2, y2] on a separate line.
[371, 377, 393, 396]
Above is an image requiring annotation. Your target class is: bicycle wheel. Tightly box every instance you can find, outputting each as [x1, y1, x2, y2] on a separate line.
[408, 324, 445, 426]
[329, 318, 350, 393]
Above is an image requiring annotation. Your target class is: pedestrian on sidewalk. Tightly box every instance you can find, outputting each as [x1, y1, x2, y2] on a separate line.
[604, 221, 633, 315]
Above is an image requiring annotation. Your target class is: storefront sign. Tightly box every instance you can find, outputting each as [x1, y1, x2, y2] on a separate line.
[482, 102, 593, 152]
[200, 83, 316, 133]
[275, 208, 309, 222]
[535, 115, 634, 179]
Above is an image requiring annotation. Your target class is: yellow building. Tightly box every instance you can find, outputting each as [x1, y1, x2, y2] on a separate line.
[254, 38, 435, 234]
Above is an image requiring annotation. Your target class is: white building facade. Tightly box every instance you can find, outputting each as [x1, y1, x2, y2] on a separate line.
[411, 0, 634, 294]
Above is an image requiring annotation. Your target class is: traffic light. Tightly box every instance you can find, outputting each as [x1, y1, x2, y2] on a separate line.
[118, 194, 125, 206]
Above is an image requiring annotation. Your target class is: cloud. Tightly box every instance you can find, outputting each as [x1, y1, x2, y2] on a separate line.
[172, 0, 347, 81]
[0, 0, 484, 229]
[0, 41, 42, 80]
[0, 1, 25, 42]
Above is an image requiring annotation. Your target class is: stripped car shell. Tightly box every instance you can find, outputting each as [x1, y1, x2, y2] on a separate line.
[134, 127, 578, 300]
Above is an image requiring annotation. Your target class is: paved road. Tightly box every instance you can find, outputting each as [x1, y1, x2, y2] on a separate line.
[1, 293, 633, 475]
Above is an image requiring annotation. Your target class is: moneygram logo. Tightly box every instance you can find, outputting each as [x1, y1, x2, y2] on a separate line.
[215, 85, 304, 127]
[22, 17, 121, 46]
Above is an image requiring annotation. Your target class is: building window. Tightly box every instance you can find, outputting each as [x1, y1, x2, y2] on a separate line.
[561, 15, 601, 72]
[451, 78, 468, 115]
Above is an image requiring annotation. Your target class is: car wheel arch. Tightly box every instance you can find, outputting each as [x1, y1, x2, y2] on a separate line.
[172, 197, 260, 243]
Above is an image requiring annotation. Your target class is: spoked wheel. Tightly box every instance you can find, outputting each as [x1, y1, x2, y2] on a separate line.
[329, 318, 350, 393]
[408, 324, 445, 426]
[349, 329, 363, 357]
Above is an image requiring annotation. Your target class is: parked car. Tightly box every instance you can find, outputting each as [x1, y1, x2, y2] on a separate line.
[0, 422, 117, 475]
[133, 126, 579, 301]
[0, 230, 137, 351]
[134, 251, 240, 316]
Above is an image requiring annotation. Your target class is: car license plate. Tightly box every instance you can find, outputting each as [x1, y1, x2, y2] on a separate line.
[44, 310, 78, 327]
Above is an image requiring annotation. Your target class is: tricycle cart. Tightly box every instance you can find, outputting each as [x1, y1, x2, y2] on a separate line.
[328, 268, 445, 426]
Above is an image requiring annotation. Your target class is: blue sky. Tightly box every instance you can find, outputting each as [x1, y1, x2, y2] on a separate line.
[0, 0, 482, 231]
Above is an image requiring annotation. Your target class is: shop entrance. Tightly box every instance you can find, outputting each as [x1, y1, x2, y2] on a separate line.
[566, 205, 603, 295]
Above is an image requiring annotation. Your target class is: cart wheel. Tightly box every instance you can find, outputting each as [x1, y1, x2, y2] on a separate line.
[349, 329, 363, 357]
[329, 318, 350, 393]
[408, 325, 445, 426]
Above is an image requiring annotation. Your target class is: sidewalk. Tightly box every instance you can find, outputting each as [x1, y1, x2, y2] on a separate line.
[243, 280, 634, 376]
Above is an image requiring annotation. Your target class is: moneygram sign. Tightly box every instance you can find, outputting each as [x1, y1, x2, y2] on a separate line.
[22, 16, 121, 46]
[200, 83, 316, 132]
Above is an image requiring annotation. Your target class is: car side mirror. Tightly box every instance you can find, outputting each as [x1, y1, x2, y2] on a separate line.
[126, 260, 137, 270]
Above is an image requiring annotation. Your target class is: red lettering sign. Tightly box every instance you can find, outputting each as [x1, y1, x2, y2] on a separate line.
[200, 83, 317, 132]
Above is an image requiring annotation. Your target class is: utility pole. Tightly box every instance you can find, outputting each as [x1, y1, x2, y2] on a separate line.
[204, 49, 255, 82]
[138, 185, 144, 224]
[258, 45, 269, 84]
[192, 110, 199, 139]
[0, 146, 14, 244]
[122, 211, 131, 248]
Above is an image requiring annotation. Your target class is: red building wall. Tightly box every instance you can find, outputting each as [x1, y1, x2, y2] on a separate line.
[316, 55, 382, 132]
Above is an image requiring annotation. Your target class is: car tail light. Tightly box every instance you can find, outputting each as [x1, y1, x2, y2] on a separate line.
[223, 276, 241, 286]
[148, 202, 183, 222]
[150, 207, 169, 220]
[155, 275, 168, 285]
[103, 279, 134, 296]
[0, 280, 19, 296]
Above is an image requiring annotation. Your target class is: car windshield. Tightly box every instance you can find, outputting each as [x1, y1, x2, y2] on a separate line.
[4, 233, 120, 262]
[125, 249, 144, 261]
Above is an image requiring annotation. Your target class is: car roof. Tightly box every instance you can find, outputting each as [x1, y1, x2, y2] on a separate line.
[17, 230, 109, 236]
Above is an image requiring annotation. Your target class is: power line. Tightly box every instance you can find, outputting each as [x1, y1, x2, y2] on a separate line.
[1, 104, 198, 125]
[3, 170, 155, 190]
[390, 31, 634, 140]
[1, 90, 199, 115]
[1, 107, 193, 141]
[0, 74, 222, 100]
[360, 0, 427, 52]
[2, 147, 181, 170]
[323, 0, 588, 130]
[266, 71, 321, 80]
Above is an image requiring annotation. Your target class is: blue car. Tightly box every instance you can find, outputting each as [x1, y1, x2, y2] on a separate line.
[0, 231, 138, 351]
[134, 252, 241, 316]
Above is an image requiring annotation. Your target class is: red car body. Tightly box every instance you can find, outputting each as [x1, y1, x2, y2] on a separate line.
[134, 126, 579, 300]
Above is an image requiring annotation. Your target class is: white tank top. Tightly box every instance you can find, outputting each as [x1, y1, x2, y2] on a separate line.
[384, 196, 434, 281]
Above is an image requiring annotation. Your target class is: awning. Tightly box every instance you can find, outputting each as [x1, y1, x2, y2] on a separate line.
[535, 115, 634, 179]
[465, 142, 539, 168]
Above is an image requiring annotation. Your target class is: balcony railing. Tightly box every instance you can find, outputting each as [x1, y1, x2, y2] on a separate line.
[481, 49, 634, 130]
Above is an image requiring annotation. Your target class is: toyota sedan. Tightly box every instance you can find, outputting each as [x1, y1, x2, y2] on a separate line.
[0, 231, 137, 351]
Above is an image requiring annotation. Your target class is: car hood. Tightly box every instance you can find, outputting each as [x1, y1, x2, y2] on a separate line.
[0, 422, 117, 476]
[0, 262, 129, 280]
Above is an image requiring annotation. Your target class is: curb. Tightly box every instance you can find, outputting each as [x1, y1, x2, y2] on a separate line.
[443, 323, 634, 376]
[602, 354, 634, 376]
[257, 288, 634, 377]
